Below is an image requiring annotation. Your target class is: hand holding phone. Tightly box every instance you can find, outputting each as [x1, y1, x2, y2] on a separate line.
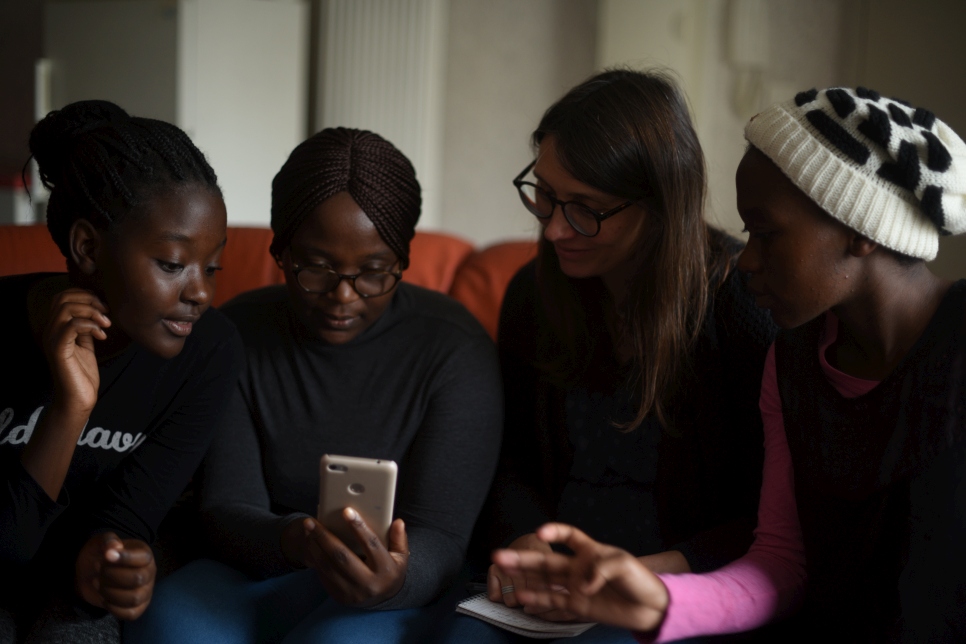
[317, 454, 397, 550]
[276, 454, 407, 607]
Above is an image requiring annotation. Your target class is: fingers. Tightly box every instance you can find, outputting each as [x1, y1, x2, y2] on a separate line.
[493, 548, 572, 588]
[106, 541, 154, 568]
[48, 292, 111, 336]
[50, 300, 111, 328]
[98, 583, 152, 610]
[515, 585, 580, 617]
[49, 289, 109, 316]
[535, 523, 603, 555]
[386, 518, 408, 558]
[343, 508, 390, 566]
[526, 607, 578, 622]
[487, 564, 506, 602]
[304, 518, 370, 580]
[487, 561, 535, 608]
[96, 537, 156, 621]
[46, 291, 111, 350]
[521, 585, 576, 620]
[302, 516, 407, 607]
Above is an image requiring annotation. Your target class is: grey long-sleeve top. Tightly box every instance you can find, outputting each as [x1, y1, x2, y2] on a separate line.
[198, 284, 503, 609]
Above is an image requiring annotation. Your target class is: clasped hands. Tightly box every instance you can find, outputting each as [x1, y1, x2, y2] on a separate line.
[487, 524, 672, 632]
[281, 508, 408, 607]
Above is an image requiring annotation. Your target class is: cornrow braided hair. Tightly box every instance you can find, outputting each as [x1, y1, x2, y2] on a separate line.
[29, 100, 220, 258]
[270, 127, 421, 268]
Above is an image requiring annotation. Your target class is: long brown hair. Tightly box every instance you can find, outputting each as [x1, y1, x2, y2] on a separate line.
[532, 69, 733, 429]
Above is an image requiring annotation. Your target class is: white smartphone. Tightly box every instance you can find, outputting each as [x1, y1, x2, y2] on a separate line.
[317, 454, 398, 551]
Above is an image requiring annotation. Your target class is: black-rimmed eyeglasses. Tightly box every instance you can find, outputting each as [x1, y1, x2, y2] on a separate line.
[512, 160, 635, 237]
[291, 262, 402, 298]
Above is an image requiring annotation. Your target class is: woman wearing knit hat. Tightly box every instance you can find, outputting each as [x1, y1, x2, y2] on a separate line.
[127, 128, 503, 644]
[488, 87, 966, 642]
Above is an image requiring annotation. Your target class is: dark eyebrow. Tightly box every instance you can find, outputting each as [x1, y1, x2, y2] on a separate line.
[532, 171, 613, 208]
[156, 233, 228, 248]
[293, 246, 396, 264]
[158, 232, 192, 243]
[362, 251, 396, 261]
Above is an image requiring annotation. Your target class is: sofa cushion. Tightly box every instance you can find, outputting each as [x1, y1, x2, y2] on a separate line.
[0, 224, 65, 275]
[0, 224, 534, 340]
[215, 227, 284, 306]
[403, 231, 475, 293]
[449, 241, 538, 341]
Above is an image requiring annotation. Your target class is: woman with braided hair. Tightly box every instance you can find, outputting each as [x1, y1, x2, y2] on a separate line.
[0, 100, 241, 642]
[129, 128, 503, 643]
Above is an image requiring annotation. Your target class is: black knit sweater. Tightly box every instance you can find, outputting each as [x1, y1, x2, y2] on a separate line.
[478, 235, 777, 571]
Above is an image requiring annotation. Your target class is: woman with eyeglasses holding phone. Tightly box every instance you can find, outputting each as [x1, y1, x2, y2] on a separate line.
[440, 70, 777, 643]
[128, 128, 503, 644]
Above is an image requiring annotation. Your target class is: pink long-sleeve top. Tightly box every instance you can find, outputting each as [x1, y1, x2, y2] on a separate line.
[640, 313, 878, 643]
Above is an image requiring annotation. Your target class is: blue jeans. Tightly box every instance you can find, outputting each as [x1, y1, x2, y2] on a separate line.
[124, 559, 465, 644]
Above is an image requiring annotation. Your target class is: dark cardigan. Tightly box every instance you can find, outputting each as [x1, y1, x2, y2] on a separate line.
[477, 235, 776, 572]
[775, 281, 966, 642]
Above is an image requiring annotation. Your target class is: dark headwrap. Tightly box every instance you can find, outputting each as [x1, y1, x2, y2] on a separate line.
[270, 127, 422, 268]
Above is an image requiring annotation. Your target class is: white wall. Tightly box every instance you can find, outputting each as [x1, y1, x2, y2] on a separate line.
[314, 0, 447, 230]
[179, 0, 308, 226]
[44, 0, 179, 123]
[855, 0, 966, 279]
[44, 0, 307, 227]
[597, 0, 850, 236]
[439, 0, 598, 246]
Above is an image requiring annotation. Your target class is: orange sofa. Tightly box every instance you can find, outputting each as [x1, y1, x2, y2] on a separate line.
[0, 224, 537, 340]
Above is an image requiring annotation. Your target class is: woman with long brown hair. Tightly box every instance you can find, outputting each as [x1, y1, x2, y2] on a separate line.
[444, 69, 776, 643]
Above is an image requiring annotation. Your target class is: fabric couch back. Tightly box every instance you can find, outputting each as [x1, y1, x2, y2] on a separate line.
[0, 224, 535, 340]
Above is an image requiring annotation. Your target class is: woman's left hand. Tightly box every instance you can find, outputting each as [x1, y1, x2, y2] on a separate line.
[298, 509, 409, 607]
[492, 523, 669, 632]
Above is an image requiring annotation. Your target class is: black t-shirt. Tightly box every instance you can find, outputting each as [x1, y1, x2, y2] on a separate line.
[0, 272, 243, 605]
[200, 283, 503, 609]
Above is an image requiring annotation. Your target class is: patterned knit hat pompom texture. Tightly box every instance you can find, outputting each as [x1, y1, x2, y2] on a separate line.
[744, 87, 966, 260]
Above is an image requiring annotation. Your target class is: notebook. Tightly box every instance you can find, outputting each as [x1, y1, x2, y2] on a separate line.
[456, 593, 597, 639]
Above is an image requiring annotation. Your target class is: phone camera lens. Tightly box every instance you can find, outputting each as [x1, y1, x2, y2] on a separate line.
[348, 483, 365, 494]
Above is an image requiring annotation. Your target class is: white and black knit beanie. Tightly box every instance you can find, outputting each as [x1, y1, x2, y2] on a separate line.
[745, 87, 966, 260]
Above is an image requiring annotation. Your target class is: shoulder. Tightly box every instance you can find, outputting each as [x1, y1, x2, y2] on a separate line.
[496, 259, 542, 346]
[0, 271, 52, 294]
[393, 282, 492, 344]
[218, 285, 290, 340]
[504, 260, 538, 303]
[220, 284, 289, 317]
[178, 305, 243, 370]
[0, 272, 50, 336]
[499, 260, 539, 326]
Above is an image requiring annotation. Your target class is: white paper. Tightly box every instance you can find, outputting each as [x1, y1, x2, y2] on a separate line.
[455, 593, 597, 639]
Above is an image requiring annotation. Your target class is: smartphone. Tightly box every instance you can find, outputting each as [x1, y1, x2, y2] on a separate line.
[317, 454, 398, 552]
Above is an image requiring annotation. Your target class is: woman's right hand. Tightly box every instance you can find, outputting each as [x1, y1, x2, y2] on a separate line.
[280, 513, 409, 607]
[43, 288, 110, 414]
[20, 288, 111, 500]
